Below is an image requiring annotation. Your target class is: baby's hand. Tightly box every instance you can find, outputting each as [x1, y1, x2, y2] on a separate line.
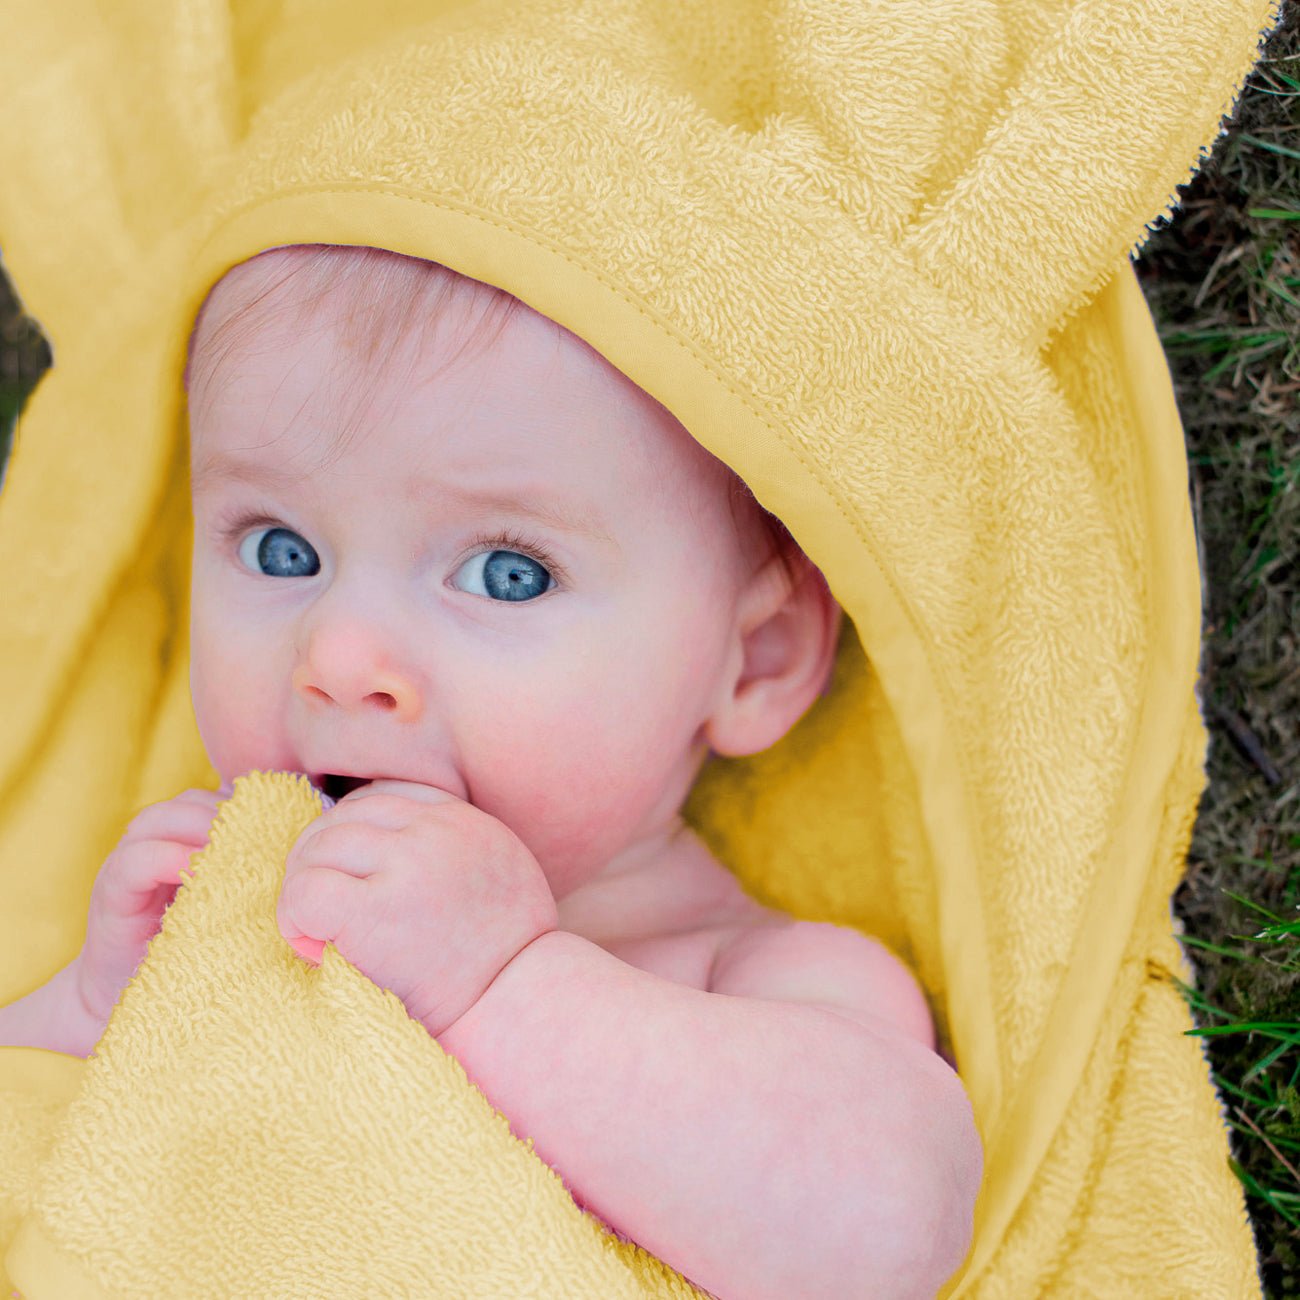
[77, 787, 226, 1029]
[277, 780, 558, 1037]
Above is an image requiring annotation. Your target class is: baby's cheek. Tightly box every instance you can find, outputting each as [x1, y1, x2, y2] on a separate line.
[489, 726, 605, 828]
[511, 730, 673, 876]
[460, 722, 597, 876]
[455, 615, 701, 885]
[189, 620, 282, 777]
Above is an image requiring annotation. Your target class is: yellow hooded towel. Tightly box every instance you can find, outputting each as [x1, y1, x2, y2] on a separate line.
[0, 1, 1283, 1295]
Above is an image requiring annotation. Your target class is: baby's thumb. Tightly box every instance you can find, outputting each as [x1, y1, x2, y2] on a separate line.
[274, 920, 322, 972]
[286, 933, 326, 966]
[277, 901, 326, 966]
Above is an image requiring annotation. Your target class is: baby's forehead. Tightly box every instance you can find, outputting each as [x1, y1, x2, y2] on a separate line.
[191, 248, 744, 530]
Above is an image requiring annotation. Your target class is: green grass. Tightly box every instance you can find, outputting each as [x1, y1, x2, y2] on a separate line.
[0, 9, 1297, 1293]
[1133, 4, 1300, 1293]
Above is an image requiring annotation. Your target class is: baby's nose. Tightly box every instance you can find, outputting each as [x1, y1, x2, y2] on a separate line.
[291, 661, 422, 722]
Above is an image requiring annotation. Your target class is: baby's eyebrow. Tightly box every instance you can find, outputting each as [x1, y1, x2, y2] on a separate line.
[191, 453, 618, 548]
[437, 484, 619, 547]
[190, 455, 305, 494]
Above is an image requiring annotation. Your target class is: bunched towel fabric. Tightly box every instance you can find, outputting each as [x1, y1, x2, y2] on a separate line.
[0, 1, 1285, 1295]
[3, 773, 703, 1297]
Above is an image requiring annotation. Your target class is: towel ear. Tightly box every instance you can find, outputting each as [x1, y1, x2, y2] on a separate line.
[894, 0, 1284, 352]
[744, 0, 1281, 353]
[633, 0, 1282, 355]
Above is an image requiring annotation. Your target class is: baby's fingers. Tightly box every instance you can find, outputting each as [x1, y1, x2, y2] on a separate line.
[97, 839, 204, 914]
[276, 865, 368, 966]
[123, 792, 224, 848]
[285, 819, 386, 881]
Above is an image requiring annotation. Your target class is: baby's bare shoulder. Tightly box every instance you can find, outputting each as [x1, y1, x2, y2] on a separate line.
[708, 917, 937, 1052]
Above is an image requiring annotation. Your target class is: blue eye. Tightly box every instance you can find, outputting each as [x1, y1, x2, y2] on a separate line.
[453, 547, 555, 602]
[238, 527, 320, 578]
[218, 510, 563, 599]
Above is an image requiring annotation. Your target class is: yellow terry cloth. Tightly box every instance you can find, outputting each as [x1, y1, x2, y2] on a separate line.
[0, 0, 1282, 1295]
[3, 773, 705, 1297]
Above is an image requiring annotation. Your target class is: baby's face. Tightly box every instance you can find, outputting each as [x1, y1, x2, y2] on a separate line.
[187, 258, 750, 898]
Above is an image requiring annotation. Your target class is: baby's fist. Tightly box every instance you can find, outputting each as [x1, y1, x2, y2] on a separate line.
[277, 781, 558, 1037]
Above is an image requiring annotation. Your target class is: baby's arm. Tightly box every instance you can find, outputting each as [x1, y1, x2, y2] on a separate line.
[0, 957, 102, 1055]
[439, 928, 983, 1300]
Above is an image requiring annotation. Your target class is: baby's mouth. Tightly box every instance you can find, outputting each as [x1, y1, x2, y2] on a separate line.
[318, 774, 374, 801]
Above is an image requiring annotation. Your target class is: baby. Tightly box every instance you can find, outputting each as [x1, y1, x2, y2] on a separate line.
[1, 244, 982, 1299]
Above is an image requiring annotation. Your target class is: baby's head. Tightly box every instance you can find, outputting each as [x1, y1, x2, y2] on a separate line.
[185, 245, 841, 897]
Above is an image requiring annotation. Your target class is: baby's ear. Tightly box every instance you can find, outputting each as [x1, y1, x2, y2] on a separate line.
[704, 550, 842, 759]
